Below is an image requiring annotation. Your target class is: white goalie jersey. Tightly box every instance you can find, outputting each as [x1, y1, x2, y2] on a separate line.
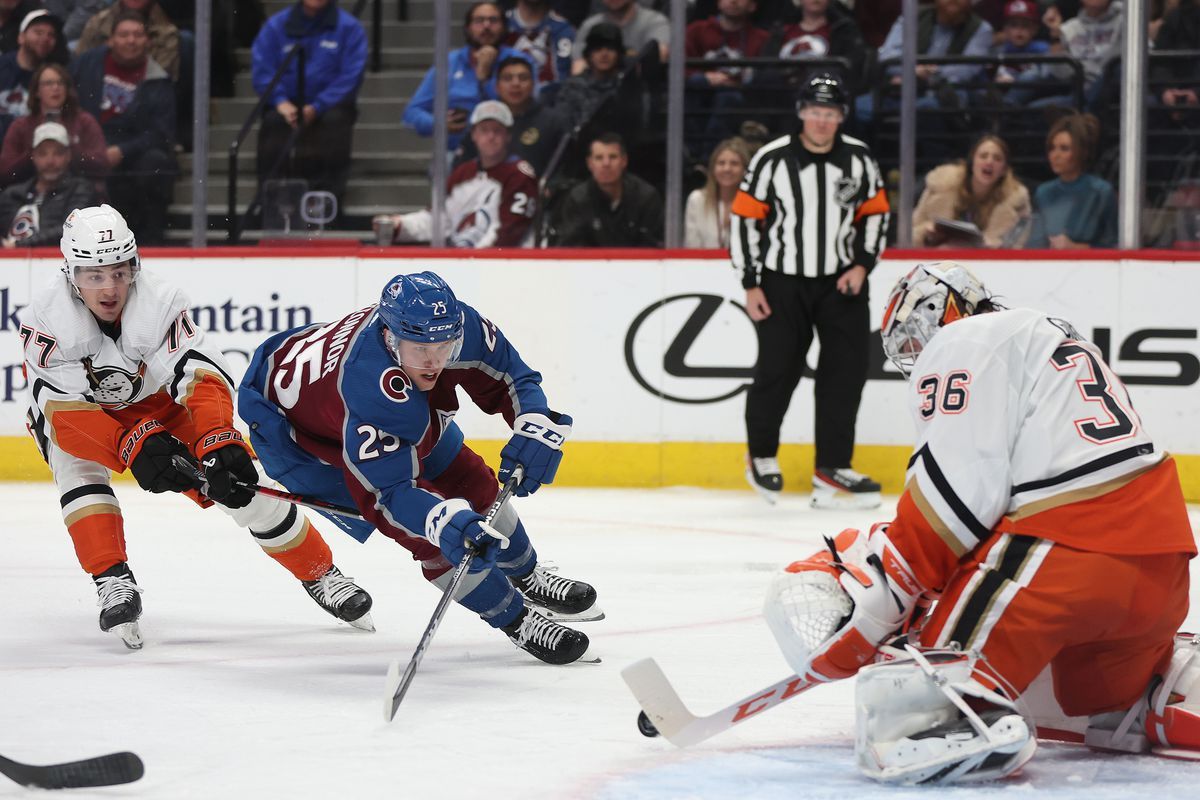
[892, 307, 1193, 581]
[18, 270, 238, 472]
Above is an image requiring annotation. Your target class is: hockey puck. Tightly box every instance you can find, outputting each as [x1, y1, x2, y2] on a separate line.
[637, 710, 660, 738]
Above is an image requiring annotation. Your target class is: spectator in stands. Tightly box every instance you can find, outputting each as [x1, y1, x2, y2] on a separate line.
[572, 0, 669, 74]
[0, 10, 65, 133]
[0, 62, 108, 187]
[684, 0, 769, 159]
[857, 0, 994, 128]
[912, 133, 1031, 248]
[1027, 112, 1116, 248]
[43, 0, 110, 47]
[0, 0, 42, 54]
[252, 0, 366, 217]
[505, 0, 576, 93]
[993, 0, 1055, 106]
[775, 0, 867, 93]
[404, 3, 529, 153]
[684, 135, 750, 248]
[1153, 0, 1199, 111]
[553, 131, 663, 246]
[455, 54, 569, 176]
[554, 22, 640, 134]
[72, 11, 176, 243]
[1052, 0, 1123, 107]
[376, 101, 538, 248]
[0, 120, 97, 246]
[76, 0, 182, 82]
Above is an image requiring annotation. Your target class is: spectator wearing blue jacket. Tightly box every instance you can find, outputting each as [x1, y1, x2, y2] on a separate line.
[251, 0, 366, 212]
[403, 2, 532, 153]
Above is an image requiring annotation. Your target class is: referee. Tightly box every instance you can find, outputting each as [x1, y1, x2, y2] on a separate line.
[731, 73, 890, 509]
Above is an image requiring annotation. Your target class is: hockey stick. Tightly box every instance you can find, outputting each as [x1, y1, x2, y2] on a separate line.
[172, 455, 365, 520]
[0, 751, 144, 789]
[622, 658, 820, 747]
[383, 465, 525, 722]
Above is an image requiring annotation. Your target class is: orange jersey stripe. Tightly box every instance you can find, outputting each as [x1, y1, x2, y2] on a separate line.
[731, 189, 769, 220]
[886, 488, 965, 593]
[176, 370, 236, 445]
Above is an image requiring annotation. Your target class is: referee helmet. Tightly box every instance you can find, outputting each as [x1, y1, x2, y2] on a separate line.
[797, 72, 848, 117]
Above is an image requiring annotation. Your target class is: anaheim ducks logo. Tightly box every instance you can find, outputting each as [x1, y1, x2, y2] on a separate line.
[82, 358, 145, 408]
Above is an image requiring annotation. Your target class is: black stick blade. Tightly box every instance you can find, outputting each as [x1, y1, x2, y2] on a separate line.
[0, 751, 145, 789]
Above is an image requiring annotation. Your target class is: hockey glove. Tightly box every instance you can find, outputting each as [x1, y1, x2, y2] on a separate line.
[499, 411, 572, 496]
[119, 419, 205, 494]
[425, 498, 510, 572]
[196, 428, 257, 509]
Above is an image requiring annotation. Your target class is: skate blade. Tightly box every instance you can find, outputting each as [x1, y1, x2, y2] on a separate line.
[536, 605, 606, 623]
[810, 490, 881, 510]
[745, 469, 780, 505]
[1152, 746, 1200, 761]
[347, 612, 376, 632]
[574, 646, 602, 665]
[112, 622, 143, 650]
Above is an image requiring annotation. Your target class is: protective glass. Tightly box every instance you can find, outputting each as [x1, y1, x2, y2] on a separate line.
[73, 261, 138, 290]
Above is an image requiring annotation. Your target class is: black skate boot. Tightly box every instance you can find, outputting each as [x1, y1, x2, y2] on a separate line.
[502, 607, 594, 665]
[510, 564, 603, 621]
[93, 562, 143, 650]
[302, 565, 375, 631]
[746, 455, 783, 504]
[812, 466, 882, 510]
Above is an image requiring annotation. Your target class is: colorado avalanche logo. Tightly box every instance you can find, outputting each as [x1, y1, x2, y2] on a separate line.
[380, 367, 411, 403]
[83, 359, 145, 408]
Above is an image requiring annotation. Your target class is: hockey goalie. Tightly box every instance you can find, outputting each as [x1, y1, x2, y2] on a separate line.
[764, 263, 1199, 784]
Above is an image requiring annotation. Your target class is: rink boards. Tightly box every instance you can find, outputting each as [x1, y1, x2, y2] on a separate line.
[0, 249, 1197, 498]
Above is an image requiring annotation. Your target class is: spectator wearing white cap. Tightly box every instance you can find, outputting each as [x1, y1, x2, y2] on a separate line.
[0, 10, 66, 132]
[0, 119, 98, 246]
[0, 0, 44, 54]
[375, 99, 539, 248]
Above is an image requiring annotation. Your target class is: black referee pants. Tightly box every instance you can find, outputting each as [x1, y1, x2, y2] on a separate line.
[745, 269, 871, 469]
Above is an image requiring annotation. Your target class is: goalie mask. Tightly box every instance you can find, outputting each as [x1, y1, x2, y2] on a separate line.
[60, 204, 140, 293]
[377, 271, 465, 370]
[880, 262, 990, 376]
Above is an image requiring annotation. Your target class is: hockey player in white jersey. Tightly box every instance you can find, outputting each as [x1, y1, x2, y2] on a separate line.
[764, 262, 1197, 783]
[18, 205, 374, 648]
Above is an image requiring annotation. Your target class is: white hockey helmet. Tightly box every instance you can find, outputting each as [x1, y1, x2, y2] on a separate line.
[880, 262, 990, 376]
[60, 204, 140, 288]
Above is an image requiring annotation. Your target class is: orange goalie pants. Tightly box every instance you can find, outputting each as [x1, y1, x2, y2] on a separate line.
[919, 533, 1191, 716]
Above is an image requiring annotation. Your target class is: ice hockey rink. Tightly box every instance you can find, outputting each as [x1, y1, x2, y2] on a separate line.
[2, 482, 1197, 799]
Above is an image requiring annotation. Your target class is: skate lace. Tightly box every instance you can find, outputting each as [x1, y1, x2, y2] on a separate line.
[525, 565, 573, 602]
[313, 567, 362, 607]
[832, 468, 867, 482]
[515, 611, 567, 650]
[752, 457, 781, 476]
[95, 575, 142, 610]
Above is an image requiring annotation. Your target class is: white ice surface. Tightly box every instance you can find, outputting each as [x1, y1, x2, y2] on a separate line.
[1, 484, 1196, 799]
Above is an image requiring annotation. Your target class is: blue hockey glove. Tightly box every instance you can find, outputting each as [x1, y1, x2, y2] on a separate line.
[499, 411, 572, 496]
[425, 499, 509, 572]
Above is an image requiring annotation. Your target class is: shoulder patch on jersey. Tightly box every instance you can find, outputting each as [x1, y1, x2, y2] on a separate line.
[516, 159, 536, 180]
[379, 367, 412, 403]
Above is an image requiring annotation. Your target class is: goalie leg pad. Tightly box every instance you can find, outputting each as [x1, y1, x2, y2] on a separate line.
[1146, 633, 1200, 752]
[856, 648, 1035, 785]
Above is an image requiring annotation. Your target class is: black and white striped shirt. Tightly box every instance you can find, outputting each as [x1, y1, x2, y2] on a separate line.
[730, 133, 890, 288]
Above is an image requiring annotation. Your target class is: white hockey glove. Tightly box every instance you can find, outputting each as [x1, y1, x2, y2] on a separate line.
[764, 524, 927, 682]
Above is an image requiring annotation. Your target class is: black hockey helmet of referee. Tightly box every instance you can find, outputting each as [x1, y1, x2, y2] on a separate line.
[796, 72, 848, 117]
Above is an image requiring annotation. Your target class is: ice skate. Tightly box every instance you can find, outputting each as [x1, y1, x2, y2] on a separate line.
[746, 455, 782, 504]
[510, 563, 603, 621]
[811, 467, 882, 510]
[503, 607, 596, 664]
[93, 563, 144, 650]
[302, 565, 375, 631]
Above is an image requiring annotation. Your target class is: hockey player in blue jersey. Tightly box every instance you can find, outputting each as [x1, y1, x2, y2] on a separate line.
[236, 271, 599, 664]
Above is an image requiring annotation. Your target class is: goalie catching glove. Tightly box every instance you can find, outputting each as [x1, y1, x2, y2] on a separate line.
[499, 411, 571, 496]
[425, 498, 510, 572]
[118, 419, 205, 494]
[764, 524, 927, 682]
[196, 428, 257, 509]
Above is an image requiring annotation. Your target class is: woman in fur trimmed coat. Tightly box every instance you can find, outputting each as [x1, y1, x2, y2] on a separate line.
[912, 134, 1032, 248]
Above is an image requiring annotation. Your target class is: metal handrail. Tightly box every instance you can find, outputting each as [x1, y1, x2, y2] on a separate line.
[227, 46, 305, 243]
[875, 54, 1087, 112]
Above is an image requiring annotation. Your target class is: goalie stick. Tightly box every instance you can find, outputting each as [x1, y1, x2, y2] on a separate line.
[172, 455, 364, 520]
[622, 658, 819, 747]
[0, 751, 144, 789]
[383, 466, 524, 722]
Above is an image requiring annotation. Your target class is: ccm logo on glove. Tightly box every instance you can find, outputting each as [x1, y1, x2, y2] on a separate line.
[517, 418, 567, 448]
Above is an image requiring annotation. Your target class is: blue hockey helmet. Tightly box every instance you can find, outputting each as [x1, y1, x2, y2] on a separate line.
[378, 271, 465, 344]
